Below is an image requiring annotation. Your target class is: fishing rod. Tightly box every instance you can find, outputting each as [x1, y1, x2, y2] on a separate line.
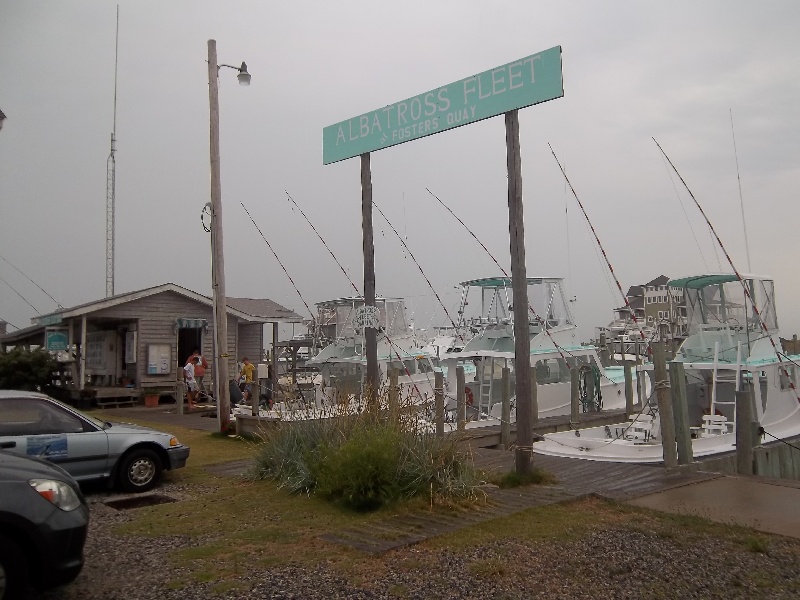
[0, 273, 41, 315]
[654, 138, 800, 404]
[281, 193, 423, 397]
[548, 144, 652, 355]
[0, 317, 18, 330]
[371, 199, 464, 342]
[425, 187, 583, 371]
[286, 191, 359, 296]
[730, 109, 752, 272]
[0, 253, 63, 308]
[241, 201, 315, 405]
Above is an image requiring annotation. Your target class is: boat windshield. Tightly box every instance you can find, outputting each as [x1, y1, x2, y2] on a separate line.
[673, 275, 778, 364]
[682, 277, 777, 334]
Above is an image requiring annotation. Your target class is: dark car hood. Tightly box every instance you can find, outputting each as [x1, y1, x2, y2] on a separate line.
[0, 450, 75, 482]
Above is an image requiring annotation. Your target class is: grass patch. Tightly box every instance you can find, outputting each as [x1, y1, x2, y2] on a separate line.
[743, 535, 769, 553]
[387, 584, 409, 597]
[430, 496, 617, 551]
[468, 557, 508, 579]
[490, 467, 557, 488]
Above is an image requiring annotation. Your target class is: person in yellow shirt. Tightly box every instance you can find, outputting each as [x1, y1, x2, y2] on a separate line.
[239, 357, 256, 402]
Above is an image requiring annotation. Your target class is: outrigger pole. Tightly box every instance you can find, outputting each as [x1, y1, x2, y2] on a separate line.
[281, 192, 425, 397]
[371, 199, 463, 342]
[654, 138, 800, 405]
[549, 144, 652, 355]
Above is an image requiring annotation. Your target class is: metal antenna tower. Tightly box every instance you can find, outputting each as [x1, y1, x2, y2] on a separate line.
[105, 6, 119, 297]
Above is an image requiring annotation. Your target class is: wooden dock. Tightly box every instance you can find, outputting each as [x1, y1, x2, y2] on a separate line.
[459, 407, 632, 449]
[320, 448, 720, 555]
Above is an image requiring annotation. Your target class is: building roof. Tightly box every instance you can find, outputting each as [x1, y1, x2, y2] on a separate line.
[1, 283, 303, 345]
[644, 275, 670, 287]
[226, 297, 304, 322]
[626, 285, 644, 297]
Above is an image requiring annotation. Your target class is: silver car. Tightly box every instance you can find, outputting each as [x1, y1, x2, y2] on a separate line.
[0, 390, 190, 493]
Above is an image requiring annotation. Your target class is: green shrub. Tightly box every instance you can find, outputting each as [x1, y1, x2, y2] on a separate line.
[252, 398, 482, 511]
[0, 347, 58, 391]
[316, 423, 402, 510]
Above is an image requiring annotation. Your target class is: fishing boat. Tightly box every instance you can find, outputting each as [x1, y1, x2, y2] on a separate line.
[234, 296, 440, 420]
[439, 277, 651, 428]
[532, 274, 800, 462]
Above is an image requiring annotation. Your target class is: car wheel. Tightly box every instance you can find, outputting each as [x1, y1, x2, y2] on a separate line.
[0, 534, 29, 600]
[118, 448, 162, 493]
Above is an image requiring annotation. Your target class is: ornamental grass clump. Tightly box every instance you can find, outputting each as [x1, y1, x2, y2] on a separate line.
[252, 389, 481, 511]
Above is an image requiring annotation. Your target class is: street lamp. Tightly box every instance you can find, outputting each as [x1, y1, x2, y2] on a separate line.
[207, 39, 249, 432]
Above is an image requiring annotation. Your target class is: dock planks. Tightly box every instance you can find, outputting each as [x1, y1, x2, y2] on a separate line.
[320, 448, 721, 554]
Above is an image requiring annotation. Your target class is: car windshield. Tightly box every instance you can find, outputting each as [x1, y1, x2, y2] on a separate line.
[48, 396, 110, 429]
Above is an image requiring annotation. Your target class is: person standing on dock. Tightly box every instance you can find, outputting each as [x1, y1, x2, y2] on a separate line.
[184, 356, 200, 410]
[240, 357, 256, 403]
[187, 349, 209, 396]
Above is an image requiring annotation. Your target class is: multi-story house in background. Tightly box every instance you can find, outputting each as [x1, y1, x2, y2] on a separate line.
[598, 275, 688, 349]
[643, 275, 688, 343]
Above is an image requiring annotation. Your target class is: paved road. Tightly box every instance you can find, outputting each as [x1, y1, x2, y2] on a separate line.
[628, 475, 800, 539]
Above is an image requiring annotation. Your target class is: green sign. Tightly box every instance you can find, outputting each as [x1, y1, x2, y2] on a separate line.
[38, 313, 63, 326]
[45, 328, 69, 352]
[323, 46, 563, 164]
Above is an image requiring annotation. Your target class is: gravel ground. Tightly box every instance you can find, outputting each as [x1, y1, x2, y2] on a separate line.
[31, 478, 800, 600]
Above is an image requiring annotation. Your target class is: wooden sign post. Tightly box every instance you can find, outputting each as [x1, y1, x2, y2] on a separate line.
[324, 48, 563, 427]
[360, 152, 379, 404]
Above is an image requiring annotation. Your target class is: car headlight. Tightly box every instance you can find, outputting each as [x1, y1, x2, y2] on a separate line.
[29, 479, 82, 512]
[169, 437, 180, 447]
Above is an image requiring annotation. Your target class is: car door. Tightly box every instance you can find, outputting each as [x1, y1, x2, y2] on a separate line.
[0, 396, 110, 482]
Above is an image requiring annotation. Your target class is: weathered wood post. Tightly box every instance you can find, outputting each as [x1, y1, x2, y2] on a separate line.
[456, 365, 466, 432]
[736, 386, 755, 475]
[501, 366, 511, 450]
[636, 349, 645, 407]
[623, 361, 634, 419]
[530, 367, 538, 425]
[388, 368, 399, 420]
[570, 367, 580, 422]
[669, 361, 693, 465]
[599, 332, 609, 366]
[505, 109, 534, 476]
[250, 381, 260, 417]
[176, 380, 185, 416]
[360, 152, 379, 409]
[435, 370, 444, 438]
[585, 368, 596, 412]
[271, 324, 279, 400]
[652, 341, 678, 468]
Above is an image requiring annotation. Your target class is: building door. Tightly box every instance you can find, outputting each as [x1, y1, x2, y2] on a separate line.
[178, 327, 203, 369]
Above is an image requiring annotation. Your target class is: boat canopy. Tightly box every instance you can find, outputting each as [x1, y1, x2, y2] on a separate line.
[314, 296, 410, 339]
[460, 277, 561, 288]
[668, 274, 740, 289]
[457, 276, 573, 329]
[672, 274, 778, 364]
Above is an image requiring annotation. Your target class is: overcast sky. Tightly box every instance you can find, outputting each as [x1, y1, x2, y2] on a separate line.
[1, 1, 799, 342]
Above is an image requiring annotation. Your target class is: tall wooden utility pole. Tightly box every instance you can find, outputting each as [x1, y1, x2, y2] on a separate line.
[360, 152, 379, 401]
[208, 39, 231, 431]
[505, 109, 534, 475]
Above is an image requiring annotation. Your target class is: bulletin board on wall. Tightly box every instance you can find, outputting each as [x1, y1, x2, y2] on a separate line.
[147, 344, 172, 375]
